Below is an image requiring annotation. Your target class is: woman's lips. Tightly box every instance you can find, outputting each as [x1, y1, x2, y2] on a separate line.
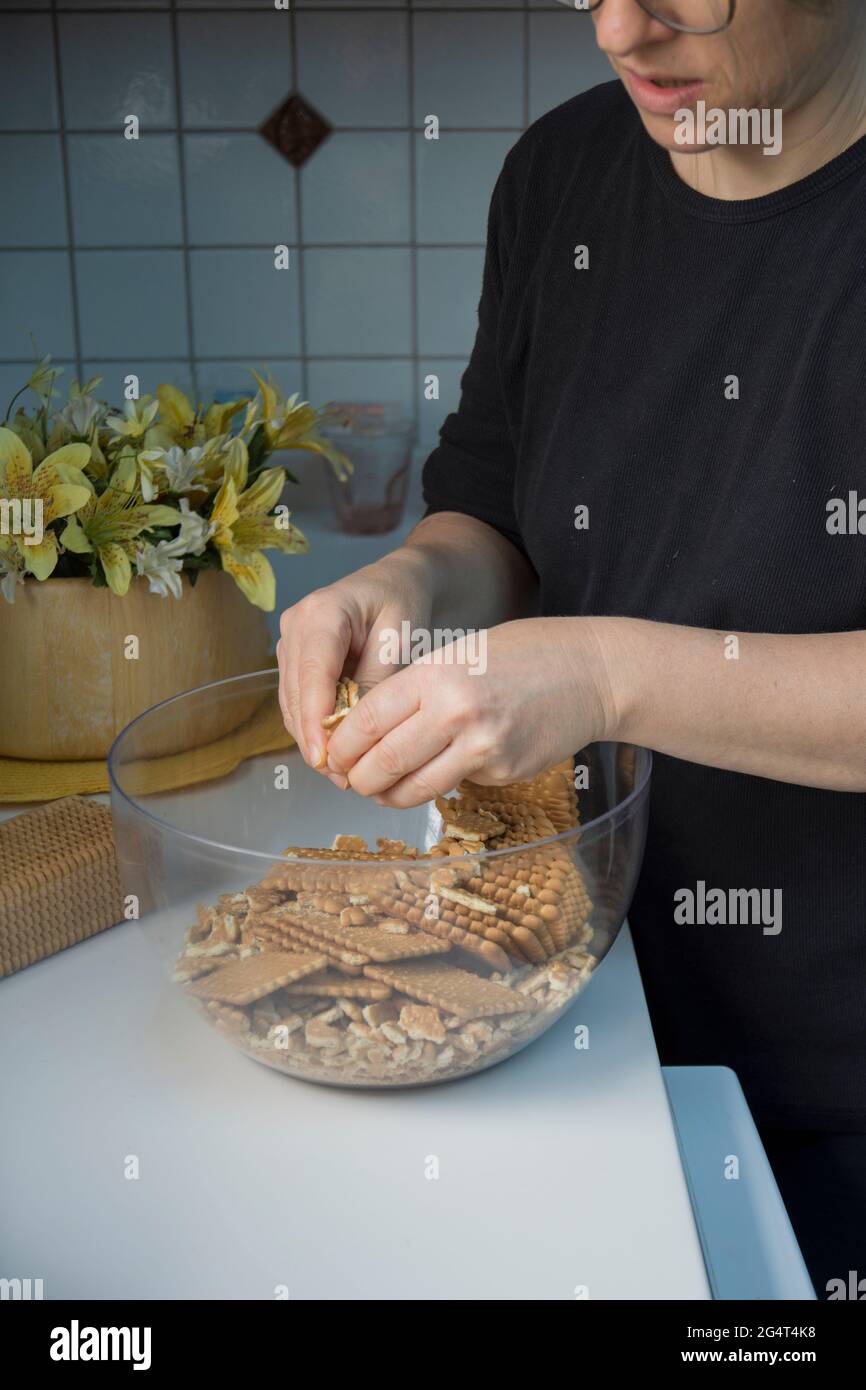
[623, 69, 705, 115]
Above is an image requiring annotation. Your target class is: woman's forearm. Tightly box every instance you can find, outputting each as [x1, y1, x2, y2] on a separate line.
[591, 617, 866, 792]
[398, 510, 538, 629]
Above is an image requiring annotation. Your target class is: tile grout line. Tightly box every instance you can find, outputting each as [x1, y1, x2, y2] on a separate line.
[0, 5, 551, 12]
[0, 244, 486, 253]
[0, 355, 471, 366]
[523, 0, 531, 130]
[407, 4, 419, 435]
[169, 0, 198, 399]
[3, 127, 525, 137]
[49, 0, 83, 383]
[289, 0, 309, 402]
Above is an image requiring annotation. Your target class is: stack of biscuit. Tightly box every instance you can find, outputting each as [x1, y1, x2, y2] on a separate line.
[175, 721, 595, 1084]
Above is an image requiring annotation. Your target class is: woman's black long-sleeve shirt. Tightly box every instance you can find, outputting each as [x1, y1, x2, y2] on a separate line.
[421, 79, 866, 1130]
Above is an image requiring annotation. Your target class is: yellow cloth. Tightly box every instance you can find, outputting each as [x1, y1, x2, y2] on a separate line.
[0, 697, 293, 803]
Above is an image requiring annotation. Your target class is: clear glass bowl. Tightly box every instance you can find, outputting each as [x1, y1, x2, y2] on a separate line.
[108, 670, 651, 1088]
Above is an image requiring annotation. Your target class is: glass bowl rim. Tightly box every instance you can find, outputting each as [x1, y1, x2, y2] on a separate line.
[107, 668, 653, 866]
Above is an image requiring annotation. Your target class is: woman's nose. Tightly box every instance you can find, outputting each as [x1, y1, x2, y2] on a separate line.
[592, 0, 673, 60]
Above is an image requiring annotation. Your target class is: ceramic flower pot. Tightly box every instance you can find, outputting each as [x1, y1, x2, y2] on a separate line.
[0, 571, 272, 761]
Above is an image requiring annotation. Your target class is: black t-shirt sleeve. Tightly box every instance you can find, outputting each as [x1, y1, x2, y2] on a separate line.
[421, 141, 531, 563]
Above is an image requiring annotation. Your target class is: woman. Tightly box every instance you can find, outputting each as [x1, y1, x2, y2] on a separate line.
[278, 0, 866, 1295]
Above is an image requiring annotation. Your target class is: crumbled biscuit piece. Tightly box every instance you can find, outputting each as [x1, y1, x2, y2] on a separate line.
[435, 798, 506, 843]
[376, 838, 417, 858]
[332, 834, 368, 853]
[321, 676, 360, 729]
[305, 1018, 344, 1048]
[380, 1022, 407, 1046]
[398, 1004, 447, 1043]
[362, 1000, 399, 1028]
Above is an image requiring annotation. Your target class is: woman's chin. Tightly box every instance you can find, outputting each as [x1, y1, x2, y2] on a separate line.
[637, 110, 709, 154]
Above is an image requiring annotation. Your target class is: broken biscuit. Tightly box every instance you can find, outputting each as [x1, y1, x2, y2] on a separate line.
[321, 676, 360, 729]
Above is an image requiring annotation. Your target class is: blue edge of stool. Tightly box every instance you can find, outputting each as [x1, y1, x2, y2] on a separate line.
[662, 1065, 816, 1300]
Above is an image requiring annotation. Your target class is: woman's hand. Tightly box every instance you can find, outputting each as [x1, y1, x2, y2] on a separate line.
[276, 549, 434, 777]
[324, 616, 614, 807]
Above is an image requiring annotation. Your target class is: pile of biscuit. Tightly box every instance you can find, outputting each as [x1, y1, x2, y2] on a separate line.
[175, 698, 596, 1085]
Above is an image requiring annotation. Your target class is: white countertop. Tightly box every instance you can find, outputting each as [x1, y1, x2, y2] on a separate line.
[0, 915, 710, 1300]
[0, 487, 710, 1299]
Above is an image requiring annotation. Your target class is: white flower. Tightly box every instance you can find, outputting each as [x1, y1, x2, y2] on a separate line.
[134, 537, 186, 599]
[162, 445, 208, 492]
[0, 550, 25, 604]
[176, 497, 213, 556]
[57, 393, 103, 438]
[138, 444, 208, 500]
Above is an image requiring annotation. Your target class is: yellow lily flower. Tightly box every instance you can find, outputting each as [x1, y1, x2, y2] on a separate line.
[59, 457, 180, 596]
[28, 354, 64, 402]
[245, 370, 351, 480]
[6, 410, 46, 466]
[208, 438, 308, 610]
[0, 426, 91, 580]
[156, 384, 247, 448]
[104, 396, 160, 440]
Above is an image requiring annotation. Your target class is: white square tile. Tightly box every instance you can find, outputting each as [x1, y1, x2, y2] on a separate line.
[75, 250, 189, 358]
[298, 1, 405, 7]
[189, 249, 301, 358]
[306, 359, 415, 416]
[413, 1, 521, 7]
[413, 12, 524, 128]
[528, 10, 613, 122]
[303, 248, 412, 356]
[58, 13, 175, 130]
[59, 1, 167, 8]
[0, 252, 75, 360]
[416, 358, 467, 442]
[67, 135, 182, 246]
[301, 133, 410, 244]
[82, 361, 193, 408]
[178, 12, 291, 129]
[297, 12, 409, 128]
[184, 135, 297, 245]
[0, 136, 67, 246]
[194, 359, 302, 405]
[0, 15, 59, 130]
[416, 246, 485, 356]
[416, 130, 515, 243]
[178, 1, 277, 8]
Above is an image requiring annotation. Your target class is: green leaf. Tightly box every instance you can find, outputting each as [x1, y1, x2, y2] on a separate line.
[89, 557, 108, 588]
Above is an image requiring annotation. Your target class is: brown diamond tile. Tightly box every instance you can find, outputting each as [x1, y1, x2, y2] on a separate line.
[259, 92, 332, 169]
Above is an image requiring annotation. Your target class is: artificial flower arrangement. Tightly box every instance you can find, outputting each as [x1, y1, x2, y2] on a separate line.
[0, 358, 350, 611]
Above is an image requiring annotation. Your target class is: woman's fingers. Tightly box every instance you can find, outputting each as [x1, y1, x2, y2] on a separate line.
[372, 742, 472, 809]
[342, 709, 451, 797]
[278, 596, 354, 767]
[325, 666, 422, 775]
[296, 628, 355, 769]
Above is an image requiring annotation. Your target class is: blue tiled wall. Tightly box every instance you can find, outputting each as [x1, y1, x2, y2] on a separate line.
[0, 0, 611, 443]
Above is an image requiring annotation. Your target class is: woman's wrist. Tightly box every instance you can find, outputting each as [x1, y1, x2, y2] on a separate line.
[352, 544, 439, 616]
[576, 616, 644, 746]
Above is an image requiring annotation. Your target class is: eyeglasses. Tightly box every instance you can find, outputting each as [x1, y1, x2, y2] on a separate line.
[562, 0, 736, 37]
